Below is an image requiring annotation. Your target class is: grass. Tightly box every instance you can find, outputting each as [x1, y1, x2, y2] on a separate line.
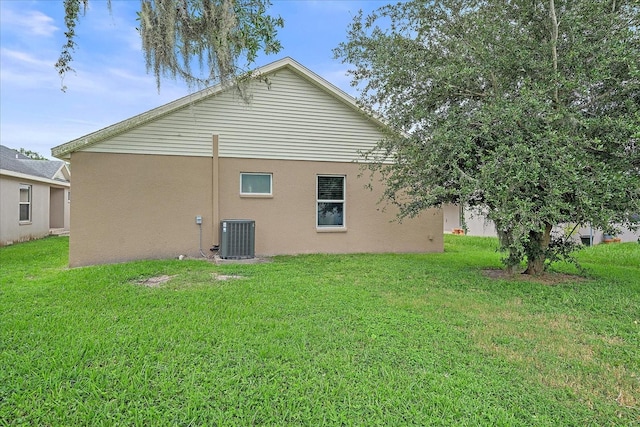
[1, 235, 638, 426]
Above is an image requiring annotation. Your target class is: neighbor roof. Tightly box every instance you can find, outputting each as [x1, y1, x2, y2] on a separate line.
[1, 145, 69, 184]
[51, 57, 383, 160]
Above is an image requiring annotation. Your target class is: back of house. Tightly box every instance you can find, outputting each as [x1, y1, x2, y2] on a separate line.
[52, 58, 443, 267]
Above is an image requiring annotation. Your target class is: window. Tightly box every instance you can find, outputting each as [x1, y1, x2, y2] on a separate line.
[317, 175, 345, 227]
[240, 173, 272, 195]
[19, 184, 31, 222]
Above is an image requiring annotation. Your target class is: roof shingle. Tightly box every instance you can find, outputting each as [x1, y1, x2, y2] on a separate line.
[0, 145, 68, 182]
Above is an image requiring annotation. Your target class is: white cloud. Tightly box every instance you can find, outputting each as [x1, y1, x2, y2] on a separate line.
[1, 48, 53, 68]
[76, 1, 144, 52]
[0, 8, 58, 37]
[0, 48, 60, 88]
[106, 67, 153, 84]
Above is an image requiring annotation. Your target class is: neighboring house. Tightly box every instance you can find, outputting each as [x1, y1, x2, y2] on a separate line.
[0, 145, 70, 246]
[442, 205, 500, 237]
[443, 204, 640, 244]
[52, 57, 443, 267]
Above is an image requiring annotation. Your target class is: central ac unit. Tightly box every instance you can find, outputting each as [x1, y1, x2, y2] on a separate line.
[219, 220, 255, 259]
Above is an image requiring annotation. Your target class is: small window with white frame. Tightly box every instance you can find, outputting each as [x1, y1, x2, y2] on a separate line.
[19, 184, 32, 222]
[317, 175, 345, 228]
[240, 173, 272, 196]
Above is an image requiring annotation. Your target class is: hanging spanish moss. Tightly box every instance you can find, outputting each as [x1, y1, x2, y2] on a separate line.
[56, 0, 93, 92]
[56, 0, 283, 93]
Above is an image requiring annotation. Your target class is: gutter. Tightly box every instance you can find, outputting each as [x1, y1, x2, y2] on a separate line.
[0, 169, 70, 187]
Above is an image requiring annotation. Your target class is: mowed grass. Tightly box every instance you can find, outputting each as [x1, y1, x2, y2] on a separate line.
[0, 236, 638, 426]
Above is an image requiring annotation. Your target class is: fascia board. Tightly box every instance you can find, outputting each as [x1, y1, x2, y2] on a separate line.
[1, 169, 71, 187]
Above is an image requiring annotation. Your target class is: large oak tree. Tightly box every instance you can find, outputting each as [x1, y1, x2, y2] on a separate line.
[336, 0, 640, 274]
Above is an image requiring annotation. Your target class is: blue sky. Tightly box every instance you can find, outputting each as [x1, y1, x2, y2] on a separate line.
[0, 0, 386, 159]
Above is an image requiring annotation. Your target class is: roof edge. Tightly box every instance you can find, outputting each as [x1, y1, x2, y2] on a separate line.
[51, 83, 224, 159]
[1, 168, 70, 187]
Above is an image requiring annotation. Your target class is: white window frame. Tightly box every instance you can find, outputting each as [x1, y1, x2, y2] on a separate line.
[240, 172, 273, 196]
[316, 175, 346, 229]
[19, 184, 32, 223]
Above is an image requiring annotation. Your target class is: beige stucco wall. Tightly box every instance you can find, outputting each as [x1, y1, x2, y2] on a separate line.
[68, 152, 442, 266]
[69, 152, 214, 267]
[0, 175, 64, 245]
[219, 158, 442, 255]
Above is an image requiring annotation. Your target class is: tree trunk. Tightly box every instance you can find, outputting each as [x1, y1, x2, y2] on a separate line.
[524, 223, 553, 275]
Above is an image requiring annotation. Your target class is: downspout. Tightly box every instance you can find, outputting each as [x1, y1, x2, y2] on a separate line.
[212, 134, 220, 248]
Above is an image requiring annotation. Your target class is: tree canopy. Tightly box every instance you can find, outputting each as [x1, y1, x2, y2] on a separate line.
[56, 0, 283, 91]
[335, 0, 640, 274]
[17, 148, 48, 160]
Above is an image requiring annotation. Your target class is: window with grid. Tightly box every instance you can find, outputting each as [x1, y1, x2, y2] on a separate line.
[19, 184, 31, 222]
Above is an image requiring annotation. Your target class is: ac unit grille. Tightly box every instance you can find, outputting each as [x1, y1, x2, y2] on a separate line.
[220, 220, 255, 259]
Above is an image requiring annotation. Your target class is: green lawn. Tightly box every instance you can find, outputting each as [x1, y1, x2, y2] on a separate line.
[1, 236, 638, 426]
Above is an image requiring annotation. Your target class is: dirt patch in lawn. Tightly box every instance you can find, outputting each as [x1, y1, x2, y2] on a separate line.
[482, 269, 588, 285]
[134, 273, 246, 288]
[136, 275, 176, 287]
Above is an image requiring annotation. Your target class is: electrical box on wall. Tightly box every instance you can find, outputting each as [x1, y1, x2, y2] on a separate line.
[195, 216, 202, 224]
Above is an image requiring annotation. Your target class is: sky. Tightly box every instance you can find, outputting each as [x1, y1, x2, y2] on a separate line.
[0, 0, 388, 159]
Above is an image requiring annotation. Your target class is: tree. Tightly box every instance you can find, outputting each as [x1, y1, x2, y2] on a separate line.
[56, 0, 283, 91]
[335, 0, 640, 275]
[17, 148, 48, 160]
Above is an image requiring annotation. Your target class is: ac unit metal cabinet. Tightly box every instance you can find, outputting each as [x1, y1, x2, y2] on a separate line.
[219, 220, 255, 259]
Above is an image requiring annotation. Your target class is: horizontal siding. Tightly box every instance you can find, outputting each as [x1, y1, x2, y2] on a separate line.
[83, 68, 385, 162]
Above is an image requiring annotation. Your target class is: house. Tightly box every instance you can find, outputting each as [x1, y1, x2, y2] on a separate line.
[51, 58, 443, 267]
[442, 205, 501, 237]
[443, 204, 640, 244]
[0, 145, 70, 246]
